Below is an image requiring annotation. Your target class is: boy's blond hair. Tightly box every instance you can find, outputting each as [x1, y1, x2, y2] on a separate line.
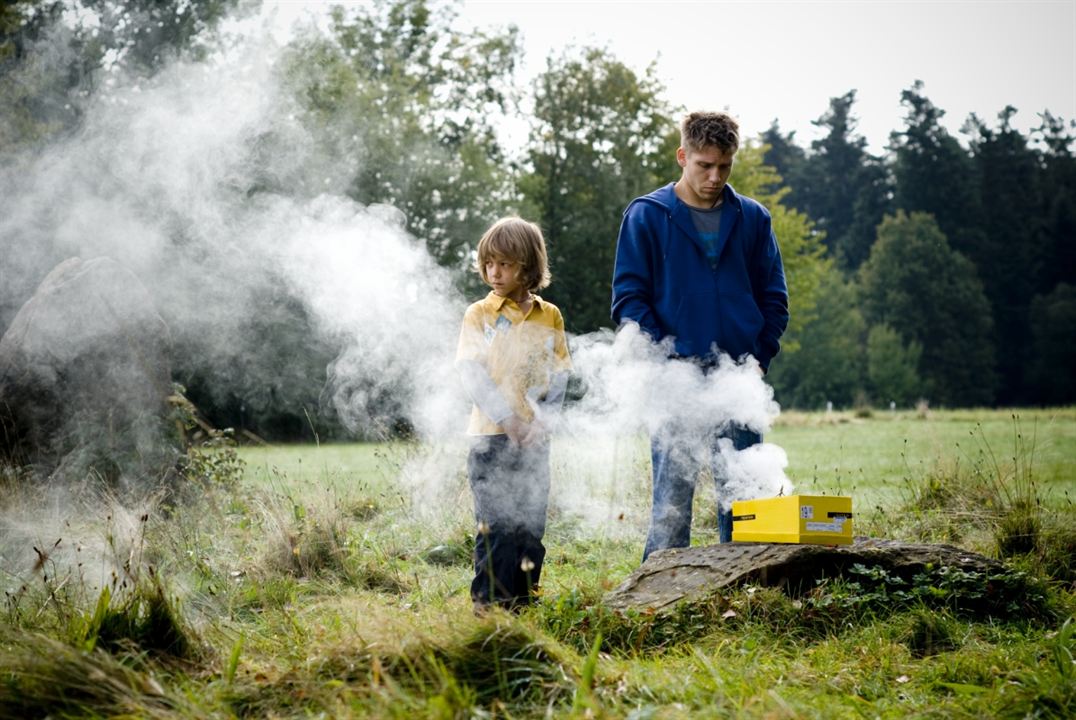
[681, 111, 740, 154]
[476, 217, 551, 292]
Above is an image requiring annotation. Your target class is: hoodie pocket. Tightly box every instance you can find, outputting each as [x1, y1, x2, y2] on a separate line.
[671, 290, 719, 356]
[720, 292, 764, 357]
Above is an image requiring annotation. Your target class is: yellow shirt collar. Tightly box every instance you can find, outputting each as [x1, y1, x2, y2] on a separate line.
[485, 290, 544, 311]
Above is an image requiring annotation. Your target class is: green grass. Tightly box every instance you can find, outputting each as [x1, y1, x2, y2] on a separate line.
[238, 407, 1076, 529]
[772, 407, 1076, 508]
[0, 408, 1072, 718]
[241, 441, 390, 487]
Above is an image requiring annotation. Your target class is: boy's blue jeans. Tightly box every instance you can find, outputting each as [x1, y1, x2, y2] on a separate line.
[643, 424, 762, 561]
[468, 434, 550, 609]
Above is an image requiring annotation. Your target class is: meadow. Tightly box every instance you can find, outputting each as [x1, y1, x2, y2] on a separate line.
[1, 407, 1073, 718]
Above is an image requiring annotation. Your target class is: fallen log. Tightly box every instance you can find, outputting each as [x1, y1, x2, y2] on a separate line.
[604, 537, 1004, 612]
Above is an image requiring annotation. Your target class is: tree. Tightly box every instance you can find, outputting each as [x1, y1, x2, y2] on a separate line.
[858, 211, 996, 407]
[799, 91, 891, 269]
[890, 81, 984, 260]
[178, 0, 524, 437]
[279, 0, 521, 275]
[1, 0, 522, 441]
[720, 143, 827, 348]
[866, 323, 922, 407]
[837, 156, 891, 271]
[0, 0, 242, 156]
[1034, 111, 1076, 293]
[519, 46, 672, 332]
[760, 120, 807, 211]
[764, 93, 892, 273]
[767, 265, 864, 409]
[1026, 283, 1076, 404]
[87, 0, 242, 72]
[963, 107, 1044, 403]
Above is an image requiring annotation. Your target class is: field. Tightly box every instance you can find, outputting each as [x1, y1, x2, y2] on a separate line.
[1, 408, 1074, 718]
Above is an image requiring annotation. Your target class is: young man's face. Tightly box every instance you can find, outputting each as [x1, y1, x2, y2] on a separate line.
[676, 144, 736, 208]
[484, 255, 526, 301]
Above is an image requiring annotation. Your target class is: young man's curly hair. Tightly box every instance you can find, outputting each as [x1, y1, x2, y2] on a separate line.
[681, 111, 740, 154]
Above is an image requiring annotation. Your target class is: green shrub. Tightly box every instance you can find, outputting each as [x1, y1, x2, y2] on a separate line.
[75, 573, 199, 661]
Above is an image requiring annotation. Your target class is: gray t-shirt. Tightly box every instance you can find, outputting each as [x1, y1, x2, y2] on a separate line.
[688, 199, 724, 262]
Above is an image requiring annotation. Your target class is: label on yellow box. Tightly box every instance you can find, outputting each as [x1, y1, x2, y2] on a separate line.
[732, 495, 853, 545]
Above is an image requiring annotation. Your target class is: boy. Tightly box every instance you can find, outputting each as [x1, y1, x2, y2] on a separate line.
[456, 217, 571, 611]
[611, 111, 789, 560]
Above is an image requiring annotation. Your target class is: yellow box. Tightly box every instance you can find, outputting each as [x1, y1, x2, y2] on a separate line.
[731, 495, 853, 545]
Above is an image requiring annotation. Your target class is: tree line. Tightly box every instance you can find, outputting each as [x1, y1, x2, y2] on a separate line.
[2, 0, 1072, 441]
[762, 88, 1075, 409]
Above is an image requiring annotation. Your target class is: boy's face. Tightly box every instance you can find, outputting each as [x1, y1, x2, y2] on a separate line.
[677, 144, 736, 208]
[485, 255, 526, 301]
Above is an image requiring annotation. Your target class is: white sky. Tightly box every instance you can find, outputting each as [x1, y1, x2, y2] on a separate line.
[269, 0, 1076, 155]
[457, 0, 1075, 154]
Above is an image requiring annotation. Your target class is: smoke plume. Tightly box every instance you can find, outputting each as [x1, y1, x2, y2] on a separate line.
[0, 5, 792, 581]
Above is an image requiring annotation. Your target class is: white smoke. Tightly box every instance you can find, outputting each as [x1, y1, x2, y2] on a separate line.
[0, 10, 468, 443]
[565, 323, 780, 437]
[0, 8, 473, 572]
[0, 4, 791, 560]
[403, 321, 794, 533]
[551, 323, 792, 522]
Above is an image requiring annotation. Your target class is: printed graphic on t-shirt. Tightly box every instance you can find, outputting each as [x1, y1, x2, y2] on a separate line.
[698, 231, 720, 260]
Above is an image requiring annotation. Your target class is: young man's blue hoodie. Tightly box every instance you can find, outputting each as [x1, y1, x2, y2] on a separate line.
[611, 182, 789, 370]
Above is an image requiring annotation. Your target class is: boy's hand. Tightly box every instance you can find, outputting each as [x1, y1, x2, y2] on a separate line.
[521, 421, 549, 447]
[501, 416, 530, 445]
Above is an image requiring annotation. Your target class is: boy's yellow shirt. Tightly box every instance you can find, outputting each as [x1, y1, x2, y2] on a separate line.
[456, 291, 572, 435]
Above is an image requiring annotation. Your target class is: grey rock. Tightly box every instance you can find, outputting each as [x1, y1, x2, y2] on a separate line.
[0, 257, 177, 485]
[422, 543, 470, 566]
[604, 537, 1004, 612]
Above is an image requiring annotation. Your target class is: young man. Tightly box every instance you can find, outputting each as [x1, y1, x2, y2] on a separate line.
[611, 111, 789, 560]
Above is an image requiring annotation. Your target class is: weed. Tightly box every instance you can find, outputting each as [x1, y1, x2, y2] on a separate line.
[0, 626, 202, 718]
[893, 606, 962, 657]
[230, 616, 577, 716]
[75, 571, 199, 662]
[180, 428, 245, 493]
[1039, 510, 1076, 586]
[874, 414, 1075, 582]
[805, 562, 1058, 622]
[997, 617, 1076, 718]
[254, 485, 408, 593]
[1, 408, 1073, 718]
[421, 540, 472, 567]
[537, 586, 672, 655]
[572, 632, 604, 713]
[427, 620, 575, 707]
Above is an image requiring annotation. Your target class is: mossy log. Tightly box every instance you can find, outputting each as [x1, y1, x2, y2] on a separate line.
[605, 537, 1004, 612]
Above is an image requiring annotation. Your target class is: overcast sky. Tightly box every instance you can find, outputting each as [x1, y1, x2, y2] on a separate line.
[265, 0, 1074, 154]
[453, 0, 1075, 155]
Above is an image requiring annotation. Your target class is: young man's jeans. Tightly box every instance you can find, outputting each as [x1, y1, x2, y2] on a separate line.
[468, 434, 550, 609]
[643, 424, 761, 561]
